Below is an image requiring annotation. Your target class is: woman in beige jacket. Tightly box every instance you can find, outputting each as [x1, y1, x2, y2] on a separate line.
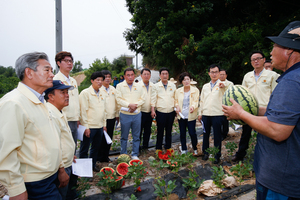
[175, 72, 200, 156]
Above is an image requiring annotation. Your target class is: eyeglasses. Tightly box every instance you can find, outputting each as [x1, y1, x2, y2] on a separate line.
[209, 71, 219, 74]
[251, 57, 263, 62]
[62, 59, 73, 64]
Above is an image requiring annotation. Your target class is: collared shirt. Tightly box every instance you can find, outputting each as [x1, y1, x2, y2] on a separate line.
[22, 82, 45, 103]
[151, 81, 176, 113]
[254, 62, 300, 197]
[79, 85, 106, 129]
[140, 81, 154, 113]
[199, 80, 230, 116]
[254, 70, 263, 82]
[46, 103, 75, 168]
[61, 72, 71, 85]
[242, 68, 278, 107]
[54, 71, 80, 121]
[210, 80, 218, 91]
[175, 86, 199, 121]
[0, 82, 62, 197]
[100, 85, 119, 119]
[116, 81, 145, 115]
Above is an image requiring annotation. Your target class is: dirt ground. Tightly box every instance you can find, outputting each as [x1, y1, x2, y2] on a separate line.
[84, 123, 256, 199]
[0, 123, 256, 199]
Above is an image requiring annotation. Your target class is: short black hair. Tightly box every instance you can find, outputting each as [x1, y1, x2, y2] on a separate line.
[249, 50, 265, 60]
[101, 70, 112, 77]
[91, 71, 104, 80]
[124, 67, 135, 75]
[220, 69, 227, 74]
[44, 90, 55, 102]
[208, 64, 220, 72]
[159, 67, 169, 74]
[141, 68, 151, 75]
[178, 72, 191, 84]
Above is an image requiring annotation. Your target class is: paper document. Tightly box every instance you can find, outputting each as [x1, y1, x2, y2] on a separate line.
[77, 125, 86, 141]
[174, 107, 185, 119]
[72, 158, 93, 177]
[201, 120, 206, 133]
[121, 107, 138, 113]
[104, 130, 112, 144]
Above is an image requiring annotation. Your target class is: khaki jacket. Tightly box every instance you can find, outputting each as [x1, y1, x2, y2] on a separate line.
[139, 81, 154, 113]
[0, 83, 61, 197]
[47, 103, 75, 168]
[175, 86, 200, 121]
[115, 81, 145, 115]
[54, 71, 80, 121]
[151, 81, 176, 113]
[79, 85, 106, 129]
[242, 69, 278, 107]
[100, 85, 119, 119]
[199, 80, 229, 116]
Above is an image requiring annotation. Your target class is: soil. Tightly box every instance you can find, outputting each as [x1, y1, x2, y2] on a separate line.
[83, 122, 256, 199]
[0, 122, 256, 199]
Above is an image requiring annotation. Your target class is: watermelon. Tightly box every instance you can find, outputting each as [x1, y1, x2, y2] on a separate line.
[116, 162, 129, 176]
[110, 176, 124, 190]
[129, 159, 143, 166]
[222, 85, 259, 125]
[117, 154, 131, 164]
[100, 167, 115, 179]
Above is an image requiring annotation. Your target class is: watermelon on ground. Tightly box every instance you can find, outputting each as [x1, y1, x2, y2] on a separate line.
[222, 85, 259, 125]
[116, 162, 129, 176]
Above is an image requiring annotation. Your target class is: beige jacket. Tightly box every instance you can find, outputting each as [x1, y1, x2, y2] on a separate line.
[0, 83, 61, 197]
[242, 69, 278, 107]
[175, 86, 200, 121]
[140, 81, 154, 113]
[47, 102, 75, 168]
[79, 85, 106, 129]
[115, 81, 146, 115]
[199, 80, 230, 116]
[151, 81, 176, 113]
[100, 85, 119, 119]
[54, 71, 80, 121]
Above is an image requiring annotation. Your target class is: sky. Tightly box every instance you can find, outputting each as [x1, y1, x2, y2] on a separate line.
[0, 0, 143, 70]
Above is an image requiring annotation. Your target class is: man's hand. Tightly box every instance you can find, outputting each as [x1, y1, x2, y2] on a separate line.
[58, 167, 69, 188]
[175, 106, 180, 115]
[73, 155, 77, 163]
[219, 82, 225, 88]
[151, 107, 156, 118]
[198, 115, 202, 122]
[222, 98, 244, 120]
[10, 191, 28, 200]
[103, 126, 107, 132]
[189, 106, 194, 113]
[128, 104, 138, 113]
[77, 121, 80, 128]
[84, 129, 91, 138]
[115, 117, 119, 125]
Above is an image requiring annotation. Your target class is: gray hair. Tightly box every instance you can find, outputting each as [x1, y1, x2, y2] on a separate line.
[15, 52, 49, 80]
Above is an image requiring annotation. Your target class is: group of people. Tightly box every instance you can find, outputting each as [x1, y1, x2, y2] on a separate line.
[0, 21, 299, 199]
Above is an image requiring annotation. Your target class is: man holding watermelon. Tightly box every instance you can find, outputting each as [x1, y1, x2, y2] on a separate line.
[223, 21, 300, 199]
[232, 50, 278, 162]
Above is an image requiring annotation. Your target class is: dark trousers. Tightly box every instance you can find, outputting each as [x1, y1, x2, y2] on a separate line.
[178, 119, 197, 150]
[140, 112, 153, 149]
[222, 118, 229, 139]
[79, 128, 103, 168]
[68, 121, 78, 151]
[25, 172, 62, 200]
[156, 110, 175, 150]
[202, 115, 226, 158]
[236, 124, 252, 158]
[98, 118, 116, 162]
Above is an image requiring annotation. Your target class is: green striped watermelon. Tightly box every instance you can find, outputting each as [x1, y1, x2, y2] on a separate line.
[222, 85, 259, 125]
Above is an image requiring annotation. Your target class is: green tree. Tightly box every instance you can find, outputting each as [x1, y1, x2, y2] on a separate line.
[71, 61, 83, 74]
[124, 0, 300, 86]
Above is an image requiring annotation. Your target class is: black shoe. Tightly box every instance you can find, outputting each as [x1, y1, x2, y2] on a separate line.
[214, 157, 220, 164]
[232, 155, 243, 162]
[202, 154, 209, 161]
